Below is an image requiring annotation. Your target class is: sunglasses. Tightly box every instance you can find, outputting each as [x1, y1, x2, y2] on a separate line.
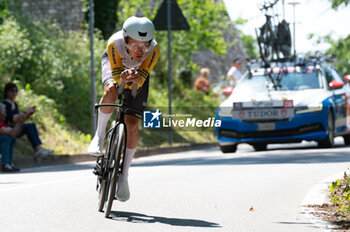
[126, 43, 150, 53]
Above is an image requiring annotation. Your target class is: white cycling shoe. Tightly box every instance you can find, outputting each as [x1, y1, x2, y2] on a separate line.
[116, 178, 130, 202]
[88, 135, 104, 157]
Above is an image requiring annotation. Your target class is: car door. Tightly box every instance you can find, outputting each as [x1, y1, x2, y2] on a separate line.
[326, 66, 347, 133]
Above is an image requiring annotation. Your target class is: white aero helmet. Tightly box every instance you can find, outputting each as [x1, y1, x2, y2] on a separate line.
[122, 16, 155, 42]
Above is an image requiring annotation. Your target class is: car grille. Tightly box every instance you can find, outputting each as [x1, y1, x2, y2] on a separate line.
[219, 123, 324, 139]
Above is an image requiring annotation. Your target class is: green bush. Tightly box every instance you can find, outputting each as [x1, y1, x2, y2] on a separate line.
[0, 17, 31, 77]
[0, 16, 106, 133]
[13, 82, 91, 156]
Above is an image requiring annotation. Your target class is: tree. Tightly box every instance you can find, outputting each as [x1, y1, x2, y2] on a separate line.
[330, 0, 350, 9]
[235, 18, 259, 60]
[325, 35, 350, 75]
[84, 0, 119, 39]
[308, 32, 350, 75]
[325, 0, 350, 74]
[117, 0, 231, 86]
[0, 0, 8, 24]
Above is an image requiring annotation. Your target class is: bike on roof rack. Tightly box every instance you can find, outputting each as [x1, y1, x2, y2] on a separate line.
[255, 0, 292, 67]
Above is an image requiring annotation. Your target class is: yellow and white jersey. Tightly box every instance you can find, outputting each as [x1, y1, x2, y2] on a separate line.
[104, 31, 160, 90]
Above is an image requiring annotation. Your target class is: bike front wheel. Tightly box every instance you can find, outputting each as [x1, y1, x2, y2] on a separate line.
[258, 23, 274, 61]
[97, 160, 108, 212]
[104, 123, 126, 218]
[97, 126, 116, 212]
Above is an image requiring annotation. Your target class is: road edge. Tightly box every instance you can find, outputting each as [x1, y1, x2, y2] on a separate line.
[14, 142, 218, 169]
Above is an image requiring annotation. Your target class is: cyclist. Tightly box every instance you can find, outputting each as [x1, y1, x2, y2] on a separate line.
[88, 16, 160, 202]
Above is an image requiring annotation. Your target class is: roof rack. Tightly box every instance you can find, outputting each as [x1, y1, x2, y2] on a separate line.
[248, 54, 331, 72]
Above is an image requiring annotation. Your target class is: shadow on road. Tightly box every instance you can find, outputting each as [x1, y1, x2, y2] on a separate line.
[2, 163, 95, 174]
[132, 144, 350, 167]
[276, 221, 319, 230]
[109, 211, 221, 228]
[277, 221, 315, 225]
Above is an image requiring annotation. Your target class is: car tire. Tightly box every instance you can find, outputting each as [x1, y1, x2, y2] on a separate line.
[219, 144, 237, 153]
[318, 111, 335, 148]
[343, 135, 350, 145]
[252, 144, 267, 151]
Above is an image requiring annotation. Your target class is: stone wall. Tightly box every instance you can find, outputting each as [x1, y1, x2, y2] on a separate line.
[14, 0, 84, 31]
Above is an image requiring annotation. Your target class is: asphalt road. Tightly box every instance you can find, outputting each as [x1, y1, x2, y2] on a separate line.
[1, 138, 350, 232]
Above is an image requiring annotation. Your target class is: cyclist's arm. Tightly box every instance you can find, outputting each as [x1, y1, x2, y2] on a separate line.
[136, 44, 160, 88]
[106, 40, 124, 87]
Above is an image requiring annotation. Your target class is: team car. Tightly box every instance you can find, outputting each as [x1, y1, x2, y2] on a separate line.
[216, 58, 350, 153]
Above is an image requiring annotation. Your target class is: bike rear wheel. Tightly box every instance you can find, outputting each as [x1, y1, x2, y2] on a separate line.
[104, 123, 126, 218]
[277, 19, 291, 57]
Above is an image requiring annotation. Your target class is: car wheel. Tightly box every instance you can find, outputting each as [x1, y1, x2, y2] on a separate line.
[219, 144, 237, 153]
[318, 111, 335, 148]
[252, 144, 267, 151]
[343, 135, 350, 145]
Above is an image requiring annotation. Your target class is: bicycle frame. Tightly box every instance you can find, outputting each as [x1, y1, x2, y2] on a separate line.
[94, 100, 128, 217]
[94, 101, 128, 175]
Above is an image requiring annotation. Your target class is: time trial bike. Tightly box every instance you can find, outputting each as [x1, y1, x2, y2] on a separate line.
[93, 96, 128, 218]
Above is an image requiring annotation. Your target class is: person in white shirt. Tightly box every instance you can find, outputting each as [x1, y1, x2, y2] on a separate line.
[227, 58, 242, 87]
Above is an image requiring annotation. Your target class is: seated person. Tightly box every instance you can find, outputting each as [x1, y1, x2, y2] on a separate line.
[3, 83, 53, 157]
[194, 68, 211, 94]
[0, 103, 26, 172]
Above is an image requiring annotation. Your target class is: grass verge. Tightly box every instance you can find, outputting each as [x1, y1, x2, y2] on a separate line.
[308, 171, 350, 231]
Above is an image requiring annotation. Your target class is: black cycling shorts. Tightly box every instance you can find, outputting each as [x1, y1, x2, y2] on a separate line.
[119, 79, 149, 120]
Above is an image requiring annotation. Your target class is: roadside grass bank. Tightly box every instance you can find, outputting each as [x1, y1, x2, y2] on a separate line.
[308, 170, 350, 231]
[12, 87, 218, 159]
[15, 129, 217, 159]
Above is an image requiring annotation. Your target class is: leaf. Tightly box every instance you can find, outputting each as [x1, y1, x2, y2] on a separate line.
[25, 83, 31, 91]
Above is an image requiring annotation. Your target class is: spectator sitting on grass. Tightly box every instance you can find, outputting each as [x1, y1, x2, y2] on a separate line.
[0, 103, 26, 172]
[194, 68, 211, 94]
[3, 83, 53, 157]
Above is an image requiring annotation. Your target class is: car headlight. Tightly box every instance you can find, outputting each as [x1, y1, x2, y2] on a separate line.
[295, 102, 323, 114]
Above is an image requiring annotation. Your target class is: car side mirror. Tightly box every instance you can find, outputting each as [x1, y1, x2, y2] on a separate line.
[222, 86, 234, 96]
[344, 74, 350, 83]
[329, 80, 345, 89]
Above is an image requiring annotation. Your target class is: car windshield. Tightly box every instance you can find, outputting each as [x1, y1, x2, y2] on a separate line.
[235, 70, 323, 94]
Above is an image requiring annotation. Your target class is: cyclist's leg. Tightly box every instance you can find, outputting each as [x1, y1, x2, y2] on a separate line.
[116, 81, 148, 201]
[88, 51, 117, 156]
[116, 115, 138, 202]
